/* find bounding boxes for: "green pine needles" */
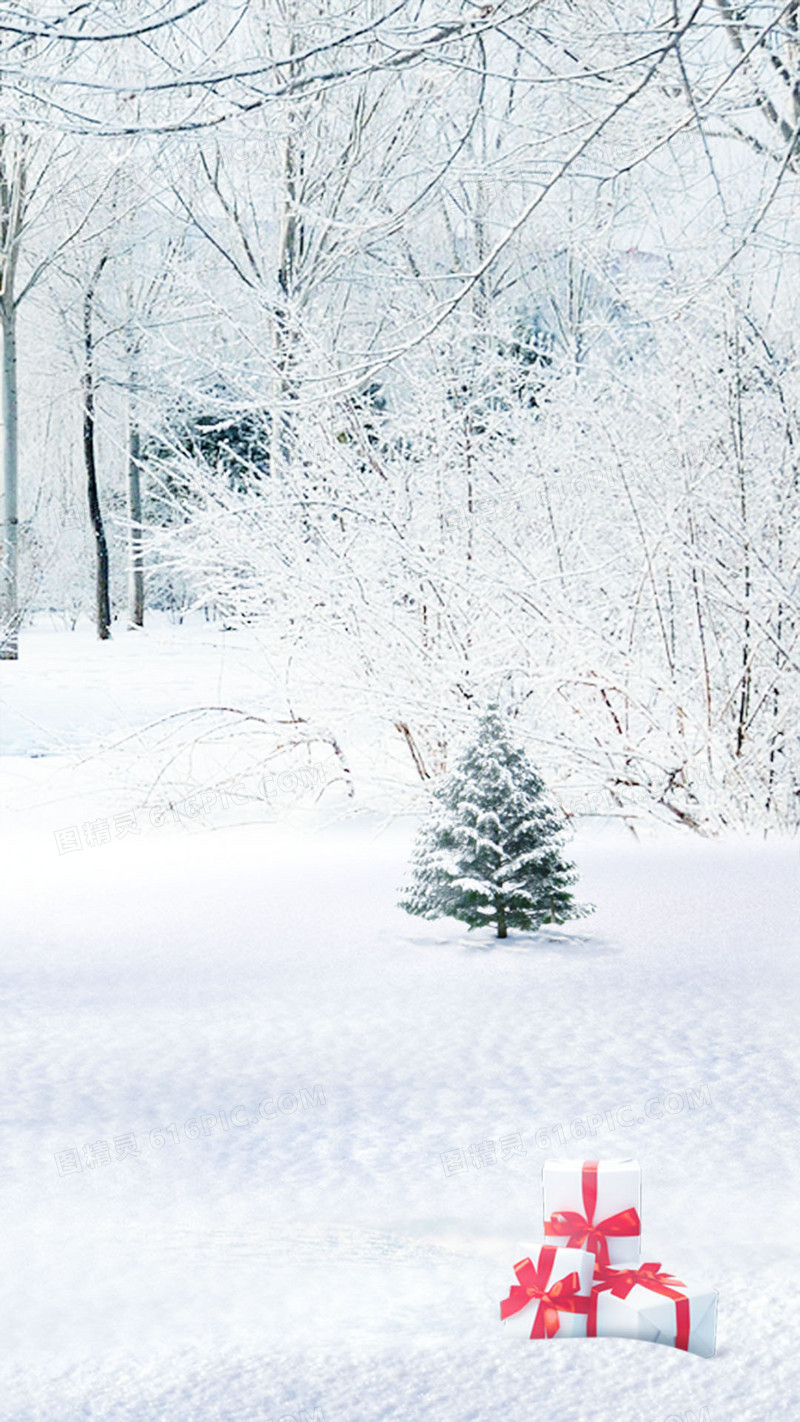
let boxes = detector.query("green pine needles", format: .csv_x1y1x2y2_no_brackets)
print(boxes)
399,707,592,939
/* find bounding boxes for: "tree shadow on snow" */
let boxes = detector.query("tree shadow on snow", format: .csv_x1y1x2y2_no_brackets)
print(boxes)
403,929,619,957
459,930,620,957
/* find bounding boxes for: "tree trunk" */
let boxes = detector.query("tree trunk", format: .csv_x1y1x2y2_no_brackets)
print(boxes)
271,35,304,483
731,331,751,756
496,901,508,939
0,125,24,661
0,299,19,658
127,408,144,628
83,270,111,639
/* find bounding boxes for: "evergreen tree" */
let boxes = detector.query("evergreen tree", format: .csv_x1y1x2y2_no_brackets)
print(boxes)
400,708,591,939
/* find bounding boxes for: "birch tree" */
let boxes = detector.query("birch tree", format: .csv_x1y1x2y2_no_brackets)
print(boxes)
0,124,25,658
0,123,99,657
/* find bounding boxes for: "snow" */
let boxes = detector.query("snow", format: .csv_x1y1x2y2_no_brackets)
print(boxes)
1,619,798,1420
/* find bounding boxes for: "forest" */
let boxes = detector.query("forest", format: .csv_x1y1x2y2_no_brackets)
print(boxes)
1,1,798,835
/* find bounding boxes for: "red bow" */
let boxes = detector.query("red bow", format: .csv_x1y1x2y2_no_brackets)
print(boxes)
588,1261,690,1350
596,1261,685,1300
544,1160,640,1273
500,1246,588,1339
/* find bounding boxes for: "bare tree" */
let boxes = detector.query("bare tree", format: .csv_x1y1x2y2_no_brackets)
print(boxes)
82,252,111,638
0,124,25,658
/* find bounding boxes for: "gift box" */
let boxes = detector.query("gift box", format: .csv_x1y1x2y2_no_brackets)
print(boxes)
500,1245,594,1339
587,1261,718,1358
543,1158,641,1273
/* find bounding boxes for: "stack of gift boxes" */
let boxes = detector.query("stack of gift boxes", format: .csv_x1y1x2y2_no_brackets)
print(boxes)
500,1158,718,1357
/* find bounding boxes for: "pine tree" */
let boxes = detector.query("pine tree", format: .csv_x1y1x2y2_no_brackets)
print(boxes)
400,707,591,939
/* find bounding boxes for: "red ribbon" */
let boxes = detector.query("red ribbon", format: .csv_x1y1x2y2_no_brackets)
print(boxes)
500,1246,589,1339
587,1261,691,1350
544,1160,641,1273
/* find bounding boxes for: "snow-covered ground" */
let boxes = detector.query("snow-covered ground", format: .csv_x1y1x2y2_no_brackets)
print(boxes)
1,618,798,1420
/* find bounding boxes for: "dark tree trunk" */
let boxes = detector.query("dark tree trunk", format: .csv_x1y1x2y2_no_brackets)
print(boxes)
128,416,144,628
83,260,111,640
0,299,19,658
496,901,508,939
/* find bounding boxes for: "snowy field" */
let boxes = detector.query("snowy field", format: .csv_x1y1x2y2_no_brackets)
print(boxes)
1,619,798,1421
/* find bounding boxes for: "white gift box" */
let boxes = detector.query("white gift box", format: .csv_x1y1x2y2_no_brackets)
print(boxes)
500,1245,594,1340
585,1271,660,1344
571,1261,717,1355
641,1282,718,1358
542,1158,641,1271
